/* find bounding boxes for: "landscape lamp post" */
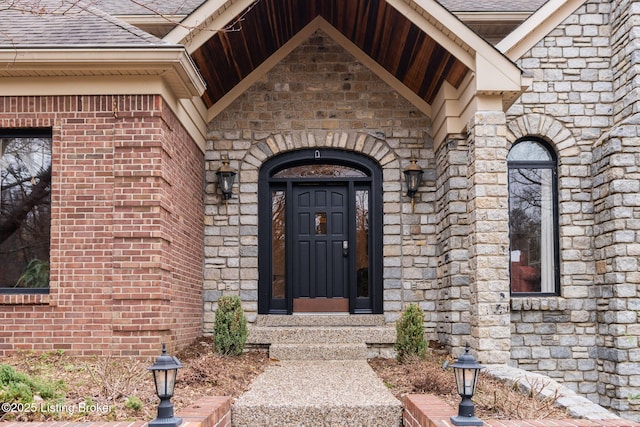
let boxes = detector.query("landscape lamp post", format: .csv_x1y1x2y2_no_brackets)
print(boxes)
148,343,183,427
450,343,484,426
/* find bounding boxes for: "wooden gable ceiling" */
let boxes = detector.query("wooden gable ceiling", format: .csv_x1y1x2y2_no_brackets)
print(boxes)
191,0,470,108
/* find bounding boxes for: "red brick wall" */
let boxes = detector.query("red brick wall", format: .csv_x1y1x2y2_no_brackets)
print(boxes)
0,95,204,357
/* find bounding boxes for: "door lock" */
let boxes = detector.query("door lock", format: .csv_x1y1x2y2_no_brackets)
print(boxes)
343,240,349,257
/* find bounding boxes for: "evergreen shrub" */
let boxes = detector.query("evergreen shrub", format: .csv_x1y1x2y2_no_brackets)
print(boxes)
394,303,428,363
213,295,248,356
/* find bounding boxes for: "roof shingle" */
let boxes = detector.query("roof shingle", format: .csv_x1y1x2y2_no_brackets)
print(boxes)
0,0,168,47
89,0,206,16
437,0,547,12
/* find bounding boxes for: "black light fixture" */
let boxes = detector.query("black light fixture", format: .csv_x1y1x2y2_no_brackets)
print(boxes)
403,159,423,212
216,157,237,201
148,343,183,427
450,343,484,426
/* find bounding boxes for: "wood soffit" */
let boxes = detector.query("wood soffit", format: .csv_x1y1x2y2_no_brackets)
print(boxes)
189,0,471,109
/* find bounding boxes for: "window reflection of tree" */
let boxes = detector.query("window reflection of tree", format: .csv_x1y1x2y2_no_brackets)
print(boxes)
271,191,286,298
509,168,542,247
274,164,366,178
509,168,542,291
355,190,369,298
0,136,51,288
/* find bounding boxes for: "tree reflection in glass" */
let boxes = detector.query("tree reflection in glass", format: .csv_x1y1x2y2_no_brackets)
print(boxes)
508,140,556,294
271,190,286,299
356,190,369,298
0,133,52,289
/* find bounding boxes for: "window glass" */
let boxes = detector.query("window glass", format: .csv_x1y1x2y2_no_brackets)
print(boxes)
507,140,553,162
0,130,52,291
355,190,369,298
273,164,367,178
508,140,557,295
271,190,286,299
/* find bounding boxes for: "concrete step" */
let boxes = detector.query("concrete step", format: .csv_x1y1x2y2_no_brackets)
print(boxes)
231,360,403,427
247,325,396,346
269,343,368,360
255,314,387,327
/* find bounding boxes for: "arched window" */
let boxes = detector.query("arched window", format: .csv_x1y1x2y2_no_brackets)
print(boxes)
507,139,559,295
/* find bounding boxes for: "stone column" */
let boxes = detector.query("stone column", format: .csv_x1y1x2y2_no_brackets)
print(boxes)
591,1,640,421
435,134,471,349
465,111,511,364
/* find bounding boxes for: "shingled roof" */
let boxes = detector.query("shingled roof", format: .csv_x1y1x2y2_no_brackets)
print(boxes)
89,0,206,16
0,0,168,47
90,0,547,16
438,0,547,12
0,0,551,48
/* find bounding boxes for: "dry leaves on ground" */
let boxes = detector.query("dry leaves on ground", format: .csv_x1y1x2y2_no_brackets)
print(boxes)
1,338,566,422
369,352,568,420
0,338,269,422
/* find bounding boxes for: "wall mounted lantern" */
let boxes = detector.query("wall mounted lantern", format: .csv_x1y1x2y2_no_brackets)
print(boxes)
148,343,183,427
403,159,423,212
450,343,484,426
216,158,237,201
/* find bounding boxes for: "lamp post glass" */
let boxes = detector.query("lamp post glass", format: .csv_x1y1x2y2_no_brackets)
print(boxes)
450,344,484,426
148,343,183,427
153,368,178,398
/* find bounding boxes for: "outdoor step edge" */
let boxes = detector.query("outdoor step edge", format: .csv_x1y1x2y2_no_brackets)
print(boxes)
268,343,369,360
231,405,403,427
255,314,387,327
246,326,396,344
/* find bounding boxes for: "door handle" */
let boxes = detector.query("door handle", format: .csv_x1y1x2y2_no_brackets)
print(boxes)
343,240,349,257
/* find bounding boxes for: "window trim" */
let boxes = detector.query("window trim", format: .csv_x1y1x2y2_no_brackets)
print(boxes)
0,128,52,295
508,138,560,297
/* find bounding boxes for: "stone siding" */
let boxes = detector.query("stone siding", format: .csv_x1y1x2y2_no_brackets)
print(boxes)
507,0,640,420
203,30,443,332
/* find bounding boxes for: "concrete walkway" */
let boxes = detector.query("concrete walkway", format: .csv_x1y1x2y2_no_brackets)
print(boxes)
231,360,403,427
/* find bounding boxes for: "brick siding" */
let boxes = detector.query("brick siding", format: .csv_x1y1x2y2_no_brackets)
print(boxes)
0,95,204,357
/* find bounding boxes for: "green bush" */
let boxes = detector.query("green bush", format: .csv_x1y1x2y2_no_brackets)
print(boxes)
125,396,143,411
213,295,248,356
394,303,428,363
0,364,64,404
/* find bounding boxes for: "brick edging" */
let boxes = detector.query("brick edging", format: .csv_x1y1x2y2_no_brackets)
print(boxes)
3,395,639,427
0,397,232,427
403,395,640,427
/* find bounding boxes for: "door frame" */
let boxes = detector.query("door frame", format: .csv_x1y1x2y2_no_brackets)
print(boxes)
258,149,383,314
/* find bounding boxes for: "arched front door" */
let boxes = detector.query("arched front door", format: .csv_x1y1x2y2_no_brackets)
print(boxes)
258,149,383,314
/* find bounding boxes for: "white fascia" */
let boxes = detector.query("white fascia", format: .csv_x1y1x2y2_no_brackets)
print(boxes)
391,0,529,147
497,0,587,60
0,47,206,98
164,0,256,53
0,47,208,150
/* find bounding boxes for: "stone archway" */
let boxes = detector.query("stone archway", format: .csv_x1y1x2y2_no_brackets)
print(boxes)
239,131,400,315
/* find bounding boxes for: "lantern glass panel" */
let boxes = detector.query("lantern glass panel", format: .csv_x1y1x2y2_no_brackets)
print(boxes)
407,173,420,192
220,173,233,193
153,369,178,398
454,367,479,397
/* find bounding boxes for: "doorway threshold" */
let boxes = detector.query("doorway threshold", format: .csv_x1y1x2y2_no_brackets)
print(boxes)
293,312,349,316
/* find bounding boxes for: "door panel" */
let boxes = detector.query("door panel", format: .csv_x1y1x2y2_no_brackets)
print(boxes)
292,185,349,309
